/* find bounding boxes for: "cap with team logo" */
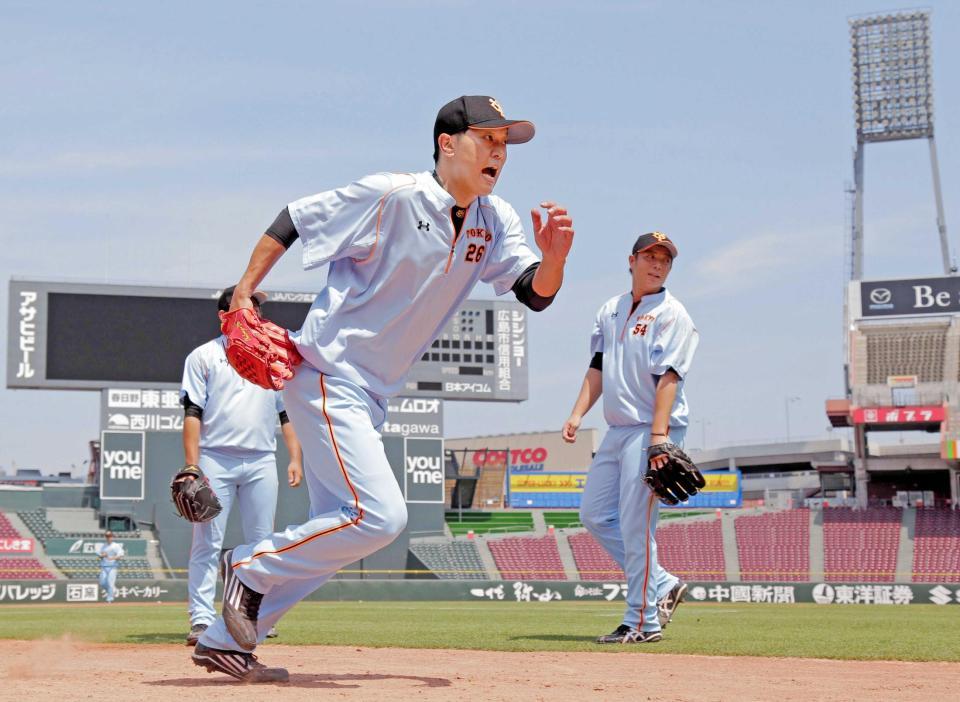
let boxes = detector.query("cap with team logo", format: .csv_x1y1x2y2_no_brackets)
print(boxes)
218,285,268,312
632,231,679,259
433,95,535,159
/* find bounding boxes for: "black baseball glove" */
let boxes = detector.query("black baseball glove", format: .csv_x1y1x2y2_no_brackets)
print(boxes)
170,464,222,523
644,443,706,505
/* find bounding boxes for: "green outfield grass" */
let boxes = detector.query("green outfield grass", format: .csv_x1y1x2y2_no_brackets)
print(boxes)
1,601,958,662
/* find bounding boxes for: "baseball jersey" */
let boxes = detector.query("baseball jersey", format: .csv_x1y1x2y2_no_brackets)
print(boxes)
591,289,698,427
180,337,285,453
287,170,539,397
96,541,125,568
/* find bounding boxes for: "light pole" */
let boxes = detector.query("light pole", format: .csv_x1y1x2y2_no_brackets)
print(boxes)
785,396,801,441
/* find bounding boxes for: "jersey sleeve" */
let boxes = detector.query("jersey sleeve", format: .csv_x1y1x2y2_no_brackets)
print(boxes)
288,173,394,270
274,390,285,415
179,347,208,410
649,310,699,379
590,307,605,354
480,200,540,296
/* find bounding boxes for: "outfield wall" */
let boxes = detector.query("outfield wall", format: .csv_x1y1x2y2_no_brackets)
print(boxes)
1,579,958,606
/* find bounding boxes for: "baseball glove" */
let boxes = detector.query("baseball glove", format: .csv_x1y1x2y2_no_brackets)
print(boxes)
170,464,222,523
219,307,302,390
644,443,706,505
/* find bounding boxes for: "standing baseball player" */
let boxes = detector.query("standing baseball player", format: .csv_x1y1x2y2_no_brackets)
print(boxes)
179,286,303,646
190,95,574,682
562,232,698,643
95,530,124,603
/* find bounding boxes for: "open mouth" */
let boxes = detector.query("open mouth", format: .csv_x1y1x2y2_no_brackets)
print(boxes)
481,166,498,183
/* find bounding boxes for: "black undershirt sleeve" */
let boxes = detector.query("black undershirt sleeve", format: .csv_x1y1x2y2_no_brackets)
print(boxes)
181,393,203,420
279,411,290,426
511,262,556,312
265,207,299,249
589,352,603,371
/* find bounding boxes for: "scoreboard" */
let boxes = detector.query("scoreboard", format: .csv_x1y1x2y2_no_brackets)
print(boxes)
7,279,528,401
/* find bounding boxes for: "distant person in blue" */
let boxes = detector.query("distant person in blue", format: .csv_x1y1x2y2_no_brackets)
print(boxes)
96,531,125,603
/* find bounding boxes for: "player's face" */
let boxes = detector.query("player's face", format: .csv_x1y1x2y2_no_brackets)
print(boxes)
450,127,508,196
629,245,673,294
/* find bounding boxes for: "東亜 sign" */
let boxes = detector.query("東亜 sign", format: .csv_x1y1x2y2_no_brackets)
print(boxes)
860,277,960,317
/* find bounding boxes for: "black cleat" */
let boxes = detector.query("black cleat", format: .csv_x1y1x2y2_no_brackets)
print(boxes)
657,580,688,629
596,624,662,644
185,622,208,646
220,549,263,652
265,626,278,639
191,643,288,682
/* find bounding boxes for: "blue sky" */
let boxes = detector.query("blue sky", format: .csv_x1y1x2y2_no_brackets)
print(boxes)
2,1,958,473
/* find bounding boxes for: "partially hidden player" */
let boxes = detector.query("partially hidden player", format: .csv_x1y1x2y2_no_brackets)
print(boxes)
190,95,574,682
178,286,303,647
562,232,698,643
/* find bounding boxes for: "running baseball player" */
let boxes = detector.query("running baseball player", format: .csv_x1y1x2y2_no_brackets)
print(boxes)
95,530,124,603
190,95,574,682
179,286,302,646
562,232,698,643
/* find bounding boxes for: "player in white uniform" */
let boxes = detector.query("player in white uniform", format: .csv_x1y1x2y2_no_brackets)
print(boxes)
180,286,302,646
190,95,574,682
563,232,698,643
96,530,125,603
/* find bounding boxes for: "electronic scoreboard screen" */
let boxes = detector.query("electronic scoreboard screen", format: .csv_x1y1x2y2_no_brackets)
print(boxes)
8,280,528,401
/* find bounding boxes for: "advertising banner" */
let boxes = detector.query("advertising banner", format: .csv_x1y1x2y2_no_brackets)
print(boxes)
860,276,960,317
2,580,959,606
851,406,944,425
662,470,742,509
99,431,146,500
42,537,147,557
0,538,33,553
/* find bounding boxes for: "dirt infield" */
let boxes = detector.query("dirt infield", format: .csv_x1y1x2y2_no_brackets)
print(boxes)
0,639,957,702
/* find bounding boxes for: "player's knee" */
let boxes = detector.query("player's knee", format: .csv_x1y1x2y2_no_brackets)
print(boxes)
579,506,609,534
373,498,407,539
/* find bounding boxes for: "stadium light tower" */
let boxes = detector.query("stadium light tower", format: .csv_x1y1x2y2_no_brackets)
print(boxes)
849,9,953,278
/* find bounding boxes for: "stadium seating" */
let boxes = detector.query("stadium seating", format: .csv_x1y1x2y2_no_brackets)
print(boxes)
735,509,809,582
446,511,535,536
862,324,948,383
488,535,566,580
409,541,487,579
17,508,140,542
823,507,900,582
658,520,727,581
0,511,22,538
568,532,623,580
52,557,155,580
0,557,55,580
912,508,960,583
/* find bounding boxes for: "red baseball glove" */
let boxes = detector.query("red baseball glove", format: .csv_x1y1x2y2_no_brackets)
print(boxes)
219,307,302,390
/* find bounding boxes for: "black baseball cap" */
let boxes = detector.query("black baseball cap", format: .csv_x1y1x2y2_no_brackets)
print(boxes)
632,232,679,258
433,95,535,160
217,285,267,312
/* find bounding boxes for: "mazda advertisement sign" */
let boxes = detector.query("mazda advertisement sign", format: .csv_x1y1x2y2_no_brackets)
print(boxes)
860,277,960,317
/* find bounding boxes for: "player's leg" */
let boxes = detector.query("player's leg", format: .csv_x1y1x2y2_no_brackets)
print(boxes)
579,429,627,569
236,451,281,639
98,567,109,601
107,566,118,601
188,451,237,627
199,368,407,651
237,451,279,544
617,428,662,633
